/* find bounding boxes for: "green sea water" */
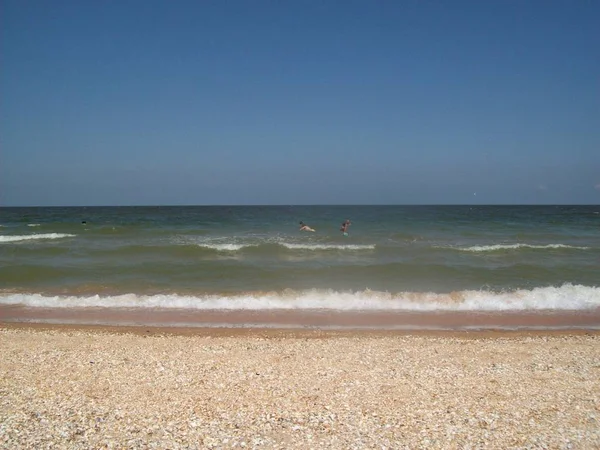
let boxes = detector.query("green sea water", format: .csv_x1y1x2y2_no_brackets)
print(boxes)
1,205,599,311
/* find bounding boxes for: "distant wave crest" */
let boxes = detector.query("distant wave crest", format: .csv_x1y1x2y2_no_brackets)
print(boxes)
1,284,598,311
454,243,590,252
0,233,75,243
196,243,253,251
281,243,375,251
195,242,375,252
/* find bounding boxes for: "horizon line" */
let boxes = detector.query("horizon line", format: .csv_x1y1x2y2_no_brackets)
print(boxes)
2,203,599,208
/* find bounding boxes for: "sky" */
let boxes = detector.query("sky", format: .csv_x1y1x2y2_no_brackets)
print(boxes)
1,0,599,206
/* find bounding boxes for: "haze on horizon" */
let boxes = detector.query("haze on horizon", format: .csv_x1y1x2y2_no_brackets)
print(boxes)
1,1,599,206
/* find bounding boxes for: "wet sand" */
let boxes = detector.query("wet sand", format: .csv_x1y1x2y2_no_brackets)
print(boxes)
2,305,600,331
1,323,599,449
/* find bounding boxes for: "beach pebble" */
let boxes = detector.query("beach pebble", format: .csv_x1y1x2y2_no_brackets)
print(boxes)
1,328,599,449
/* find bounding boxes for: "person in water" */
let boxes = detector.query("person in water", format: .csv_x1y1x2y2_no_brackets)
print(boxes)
299,221,316,232
340,219,351,235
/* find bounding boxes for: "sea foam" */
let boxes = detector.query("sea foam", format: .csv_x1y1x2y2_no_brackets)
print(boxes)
455,243,590,252
0,233,75,243
281,243,375,250
1,284,598,311
196,243,253,251
195,242,375,251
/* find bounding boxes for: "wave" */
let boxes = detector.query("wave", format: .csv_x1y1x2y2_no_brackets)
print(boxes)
1,284,598,311
0,233,75,243
451,243,591,252
196,243,253,251
195,242,376,252
27,224,41,227
281,243,375,251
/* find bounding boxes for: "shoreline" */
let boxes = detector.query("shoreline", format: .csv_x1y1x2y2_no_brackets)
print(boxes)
2,320,600,339
2,305,600,332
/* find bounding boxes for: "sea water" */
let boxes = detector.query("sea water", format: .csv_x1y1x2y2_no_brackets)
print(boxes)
1,205,599,327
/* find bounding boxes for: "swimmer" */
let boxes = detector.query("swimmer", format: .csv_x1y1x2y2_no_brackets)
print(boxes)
340,219,351,235
299,221,316,232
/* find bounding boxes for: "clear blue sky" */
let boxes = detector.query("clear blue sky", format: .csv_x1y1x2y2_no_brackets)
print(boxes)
1,0,598,206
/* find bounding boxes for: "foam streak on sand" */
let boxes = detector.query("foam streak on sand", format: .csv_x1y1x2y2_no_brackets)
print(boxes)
0,326,598,449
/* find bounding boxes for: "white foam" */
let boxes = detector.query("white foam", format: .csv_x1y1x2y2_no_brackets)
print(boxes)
195,242,375,251
27,224,41,227
0,233,75,243
282,243,376,250
1,284,598,311
454,243,590,252
197,243,255,251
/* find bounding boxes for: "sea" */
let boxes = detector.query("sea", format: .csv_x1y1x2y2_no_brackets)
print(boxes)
1,205,599,330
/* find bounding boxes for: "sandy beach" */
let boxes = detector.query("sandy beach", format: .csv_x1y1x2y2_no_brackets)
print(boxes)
1,325,599,449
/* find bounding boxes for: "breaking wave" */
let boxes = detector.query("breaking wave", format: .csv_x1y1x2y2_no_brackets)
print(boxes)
453,243,590,252
281,243,375,251
195,242,375,252
196,243,252,251
0,233,75,243
1,284,598,311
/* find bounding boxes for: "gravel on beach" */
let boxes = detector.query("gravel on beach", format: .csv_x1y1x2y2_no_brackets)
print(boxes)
1,326,599,449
